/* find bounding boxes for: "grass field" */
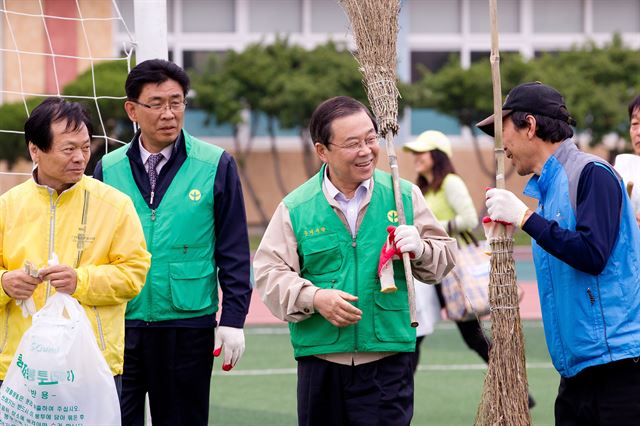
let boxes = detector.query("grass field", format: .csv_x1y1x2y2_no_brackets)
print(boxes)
209,320,558,425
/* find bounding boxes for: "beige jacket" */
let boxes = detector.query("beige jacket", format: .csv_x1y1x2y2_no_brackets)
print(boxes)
254,177,456,365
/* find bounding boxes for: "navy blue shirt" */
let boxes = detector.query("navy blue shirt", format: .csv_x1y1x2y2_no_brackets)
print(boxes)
94,131,252,329
522,163,622,276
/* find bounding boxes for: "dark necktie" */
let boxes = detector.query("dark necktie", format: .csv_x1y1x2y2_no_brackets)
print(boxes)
147,153,164,205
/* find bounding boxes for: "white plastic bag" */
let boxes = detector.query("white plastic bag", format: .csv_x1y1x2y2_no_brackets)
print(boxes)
0,293,120,425
415,281,441,338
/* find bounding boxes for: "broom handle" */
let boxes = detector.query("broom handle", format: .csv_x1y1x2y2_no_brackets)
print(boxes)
489,0,505,190
384,131,418,327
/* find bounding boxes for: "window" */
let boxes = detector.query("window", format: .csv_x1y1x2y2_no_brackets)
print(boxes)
533,0,582,33
409,0,461,34
469,0,519,33
248,0,302,33
182,0,234,33
534,50,560,59
183,50,226,73
310,0,350,33
593,0,640,33
470,51,490,64
470,51,519,65
411,51,460,82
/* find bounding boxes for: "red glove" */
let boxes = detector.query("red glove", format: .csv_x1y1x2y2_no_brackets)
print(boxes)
481,216,515,254
378,226,400,293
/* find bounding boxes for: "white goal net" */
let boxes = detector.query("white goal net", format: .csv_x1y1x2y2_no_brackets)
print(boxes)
0,0,136,191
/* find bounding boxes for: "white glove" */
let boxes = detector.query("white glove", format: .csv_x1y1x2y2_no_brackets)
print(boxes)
485,188,529,227
213,326,245,371
393,225,425,259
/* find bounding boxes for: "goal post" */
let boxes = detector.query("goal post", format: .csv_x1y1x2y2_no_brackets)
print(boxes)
133,0,168,63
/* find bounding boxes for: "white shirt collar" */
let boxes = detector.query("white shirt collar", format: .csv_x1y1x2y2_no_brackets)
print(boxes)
322,165,371,201
139,137,174,165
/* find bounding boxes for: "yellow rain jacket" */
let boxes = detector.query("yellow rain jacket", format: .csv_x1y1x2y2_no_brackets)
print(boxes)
0,175,151,379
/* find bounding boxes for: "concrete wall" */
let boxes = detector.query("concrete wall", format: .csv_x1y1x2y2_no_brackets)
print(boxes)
3,1,46,101
2,0,113,102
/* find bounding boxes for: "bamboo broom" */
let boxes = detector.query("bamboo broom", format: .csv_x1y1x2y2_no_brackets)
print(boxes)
338,0,418,327
475,1,531,424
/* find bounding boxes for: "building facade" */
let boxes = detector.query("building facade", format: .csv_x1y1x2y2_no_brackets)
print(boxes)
0,0,634,223
115,0,640,80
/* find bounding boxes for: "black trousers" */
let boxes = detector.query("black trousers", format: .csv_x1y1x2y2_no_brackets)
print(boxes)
120,326,215,426
297,352,414,426
555,357,640,426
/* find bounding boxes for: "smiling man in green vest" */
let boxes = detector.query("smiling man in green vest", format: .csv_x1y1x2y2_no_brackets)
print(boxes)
254,96,456,426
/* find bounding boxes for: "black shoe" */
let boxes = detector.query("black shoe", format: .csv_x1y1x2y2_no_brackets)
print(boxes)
528,393,536,409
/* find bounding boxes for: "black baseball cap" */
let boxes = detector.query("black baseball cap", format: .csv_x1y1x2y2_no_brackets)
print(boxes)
476,81,576,136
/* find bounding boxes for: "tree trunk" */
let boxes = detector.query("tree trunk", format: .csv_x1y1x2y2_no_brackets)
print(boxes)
268,117,290,197
300,127,319,178
232,126,269,228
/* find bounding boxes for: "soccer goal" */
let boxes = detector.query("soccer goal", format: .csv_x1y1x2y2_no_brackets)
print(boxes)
0,0,167,191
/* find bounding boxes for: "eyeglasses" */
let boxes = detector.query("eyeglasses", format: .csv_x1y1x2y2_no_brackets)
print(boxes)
329,137,379,153
129,99,187,113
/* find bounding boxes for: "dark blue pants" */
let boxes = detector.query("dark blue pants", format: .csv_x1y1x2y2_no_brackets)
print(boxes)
121,326,215,426
297,352,414,426
555,357,640,426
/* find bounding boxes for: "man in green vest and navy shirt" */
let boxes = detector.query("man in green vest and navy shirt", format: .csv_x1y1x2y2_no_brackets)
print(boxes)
94,59,252,426
254,96,456,426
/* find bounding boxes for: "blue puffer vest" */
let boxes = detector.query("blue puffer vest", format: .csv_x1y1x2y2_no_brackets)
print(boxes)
523,140,640,377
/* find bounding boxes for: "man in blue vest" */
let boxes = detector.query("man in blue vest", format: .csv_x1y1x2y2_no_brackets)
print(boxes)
478,82,640,426
254,96,456,426
94,59,252,426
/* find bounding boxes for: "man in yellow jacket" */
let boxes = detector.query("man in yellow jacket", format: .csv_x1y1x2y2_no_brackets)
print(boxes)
0,97,151,397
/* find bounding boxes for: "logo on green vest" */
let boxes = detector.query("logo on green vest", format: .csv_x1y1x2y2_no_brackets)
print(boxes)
189,189,201,202
387,210,399,223
303,226,326,237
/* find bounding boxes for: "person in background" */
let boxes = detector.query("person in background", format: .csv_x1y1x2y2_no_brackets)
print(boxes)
403,130,535,407
402,132,481,361
480,81,640,425
613,94,640,226
254,96,456,426
0,97,150,395
94,59,252,426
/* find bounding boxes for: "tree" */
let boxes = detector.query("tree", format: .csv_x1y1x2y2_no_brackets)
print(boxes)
0,61,131,171
191,39,371,226
191,52,267,225
271,41,368,177
524,35,640,157
62,59,133,173
0,98,42,169
409,35,640,166
408,53,529,179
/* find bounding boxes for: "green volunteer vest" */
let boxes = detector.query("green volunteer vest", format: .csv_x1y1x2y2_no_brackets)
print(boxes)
285,167,416,357
101,131,223,321
424,174,456,222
